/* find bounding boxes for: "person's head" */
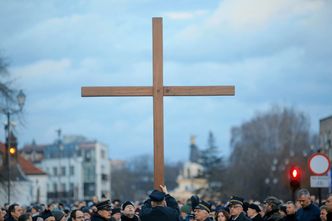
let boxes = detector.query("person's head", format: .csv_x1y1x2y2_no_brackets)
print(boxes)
247,204,260,218
8,204,23,220
228,196,244,217
80,207,91,221
0,208,7,221
297,188,311,208
320,205,328,221
18,214,32,221
285,201,296,215
325,193,332,212
91,196,98,204
112,199,121,208
121,201,135,218
194,201,211,221
70,210,84,221
41,210,55,221
263,196,281,213
31,205,42,215
180,204,191,218
47,204,56,211
279,205,287,217
95,200,111,219
51,210,65,221
111,208,121,221
215,210,230,221
149,190,166,207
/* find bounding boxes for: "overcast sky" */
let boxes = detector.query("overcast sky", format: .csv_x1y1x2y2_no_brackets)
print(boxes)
0,0,331,162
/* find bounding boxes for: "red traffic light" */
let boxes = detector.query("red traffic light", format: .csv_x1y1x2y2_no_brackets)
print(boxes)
289,166,301,190
291,168,299,179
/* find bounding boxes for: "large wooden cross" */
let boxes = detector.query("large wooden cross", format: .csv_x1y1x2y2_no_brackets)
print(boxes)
81,17,235,189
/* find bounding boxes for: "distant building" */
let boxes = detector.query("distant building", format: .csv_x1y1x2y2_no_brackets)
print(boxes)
20,140,46,164
171,136,208,200
21,135,111,202
0,143,47,205
110,159,126,170
189,135,200,163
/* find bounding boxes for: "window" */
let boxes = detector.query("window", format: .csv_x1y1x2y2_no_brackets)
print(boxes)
70,166,74,175
101,149,105,159
70,183,74,191
53,167,58,176
61,183,66,192
85,151,91,161
61,166,66,176
101,174,108,181
53,183,57,192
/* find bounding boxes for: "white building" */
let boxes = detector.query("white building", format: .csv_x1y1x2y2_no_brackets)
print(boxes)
171,161,207,200
22,135,111,202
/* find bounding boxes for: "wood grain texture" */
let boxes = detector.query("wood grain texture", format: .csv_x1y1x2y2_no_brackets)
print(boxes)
153,17,164,188
81,87,153,97
164,86,235,96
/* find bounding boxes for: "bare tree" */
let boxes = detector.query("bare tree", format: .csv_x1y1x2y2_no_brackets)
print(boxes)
223,106,313,201
0,55,15,109
111,154,181,201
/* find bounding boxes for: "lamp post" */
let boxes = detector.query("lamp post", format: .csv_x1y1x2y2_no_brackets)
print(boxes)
2,90,26,204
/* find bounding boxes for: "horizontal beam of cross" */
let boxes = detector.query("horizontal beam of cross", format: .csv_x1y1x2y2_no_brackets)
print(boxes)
81,86,235,97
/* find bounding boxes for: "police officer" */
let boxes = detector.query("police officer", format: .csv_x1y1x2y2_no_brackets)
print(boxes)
194,200,213,221
91,200,112,221
140,185,179,221
228,196,250,221
247,204,263,221
262,196,283,221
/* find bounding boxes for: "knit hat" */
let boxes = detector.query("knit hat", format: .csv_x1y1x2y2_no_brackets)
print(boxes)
51,210,65,221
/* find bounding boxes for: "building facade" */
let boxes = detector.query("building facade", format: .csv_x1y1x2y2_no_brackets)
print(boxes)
21,135,111,202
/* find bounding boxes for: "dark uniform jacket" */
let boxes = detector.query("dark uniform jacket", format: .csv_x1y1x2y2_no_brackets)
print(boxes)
282,214,297,221
121,214,140,221
295,203,320,221
327,212,332,221
263,209,283,221
231,212,251,221
251,214,264,221
5,215,17,221
91,213,110,221
140,194,179,221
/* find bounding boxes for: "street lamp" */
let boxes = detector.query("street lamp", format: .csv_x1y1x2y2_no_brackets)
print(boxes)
1,89,26,204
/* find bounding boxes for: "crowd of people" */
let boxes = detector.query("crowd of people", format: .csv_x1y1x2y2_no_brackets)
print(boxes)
1,186,332,221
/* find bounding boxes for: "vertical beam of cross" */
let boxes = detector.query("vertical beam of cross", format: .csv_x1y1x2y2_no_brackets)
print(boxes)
152,18,164,188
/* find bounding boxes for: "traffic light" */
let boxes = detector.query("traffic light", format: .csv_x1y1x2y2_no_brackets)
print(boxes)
6,131,18,160
9,146,17,157
289,166,301,190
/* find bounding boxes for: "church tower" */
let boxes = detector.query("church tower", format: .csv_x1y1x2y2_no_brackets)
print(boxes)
189,135,200,163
